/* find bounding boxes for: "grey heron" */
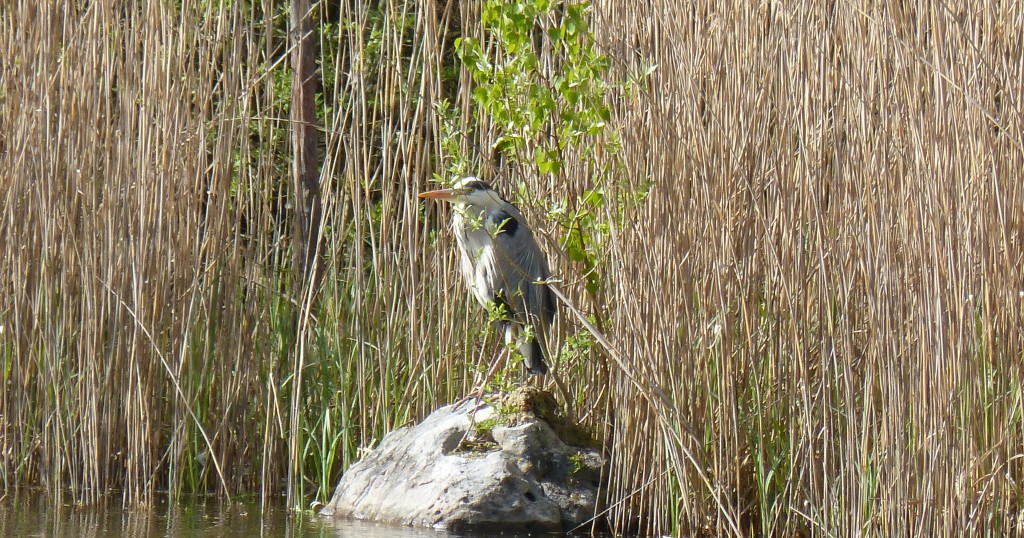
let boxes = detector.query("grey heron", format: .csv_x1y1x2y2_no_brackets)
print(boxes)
419,177,557,376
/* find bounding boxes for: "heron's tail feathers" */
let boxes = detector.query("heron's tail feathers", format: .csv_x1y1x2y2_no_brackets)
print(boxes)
522,338,549,376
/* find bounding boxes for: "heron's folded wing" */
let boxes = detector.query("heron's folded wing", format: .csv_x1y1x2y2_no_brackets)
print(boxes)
487,207,557,327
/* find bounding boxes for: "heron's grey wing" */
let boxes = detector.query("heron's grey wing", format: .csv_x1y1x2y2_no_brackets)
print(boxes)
486,207,556,327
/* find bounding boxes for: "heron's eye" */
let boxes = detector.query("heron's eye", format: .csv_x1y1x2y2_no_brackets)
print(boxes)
453,187,474,196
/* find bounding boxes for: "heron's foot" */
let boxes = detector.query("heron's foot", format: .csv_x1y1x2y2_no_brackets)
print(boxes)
453,385,497,450
452,390,489,409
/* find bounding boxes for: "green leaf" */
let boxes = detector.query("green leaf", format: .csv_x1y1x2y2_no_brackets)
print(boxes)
567,243,587,263
547,25,563,43
585,269,601,297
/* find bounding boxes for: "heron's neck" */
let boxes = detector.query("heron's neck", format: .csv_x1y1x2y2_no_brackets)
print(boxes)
452,203,487,228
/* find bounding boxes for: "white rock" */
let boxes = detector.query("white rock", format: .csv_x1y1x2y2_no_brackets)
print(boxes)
320,397,603,533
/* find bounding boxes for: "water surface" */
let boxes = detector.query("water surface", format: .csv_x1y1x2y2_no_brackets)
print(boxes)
0,495,513,538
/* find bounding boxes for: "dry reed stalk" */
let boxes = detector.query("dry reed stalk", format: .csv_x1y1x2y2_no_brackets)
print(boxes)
585,1,1024,535
0,0,465,507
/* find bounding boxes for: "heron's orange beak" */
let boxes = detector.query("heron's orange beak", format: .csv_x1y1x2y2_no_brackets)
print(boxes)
418,188,457,201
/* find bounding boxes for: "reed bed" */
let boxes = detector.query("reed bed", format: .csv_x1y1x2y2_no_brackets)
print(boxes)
591,1,1024,535
1,0,1022,536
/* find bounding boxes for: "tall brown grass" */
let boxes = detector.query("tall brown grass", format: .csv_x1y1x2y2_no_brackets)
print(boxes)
1,0,1021,536
589,1,1024,535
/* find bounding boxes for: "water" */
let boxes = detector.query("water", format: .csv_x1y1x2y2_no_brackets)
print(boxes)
0,495,520,538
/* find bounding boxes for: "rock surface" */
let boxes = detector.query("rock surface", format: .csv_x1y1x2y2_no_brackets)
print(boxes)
320,389,604,533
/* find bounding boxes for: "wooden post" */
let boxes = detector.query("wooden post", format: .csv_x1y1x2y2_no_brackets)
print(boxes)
287,0,321,510
290,0,323,293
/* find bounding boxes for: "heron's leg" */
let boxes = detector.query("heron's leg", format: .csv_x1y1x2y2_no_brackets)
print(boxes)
472,343,506,403
465,320,516,401
455,340,505,449
455,338,503,407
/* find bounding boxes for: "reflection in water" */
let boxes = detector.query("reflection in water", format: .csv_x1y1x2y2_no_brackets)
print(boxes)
0,495,326,538
0,495,543,538
321,518,462,538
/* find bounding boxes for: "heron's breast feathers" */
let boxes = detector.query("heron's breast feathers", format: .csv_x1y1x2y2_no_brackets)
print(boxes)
451,201,554,328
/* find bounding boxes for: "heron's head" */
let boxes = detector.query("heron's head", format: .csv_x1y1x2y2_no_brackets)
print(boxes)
417,176,505,210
